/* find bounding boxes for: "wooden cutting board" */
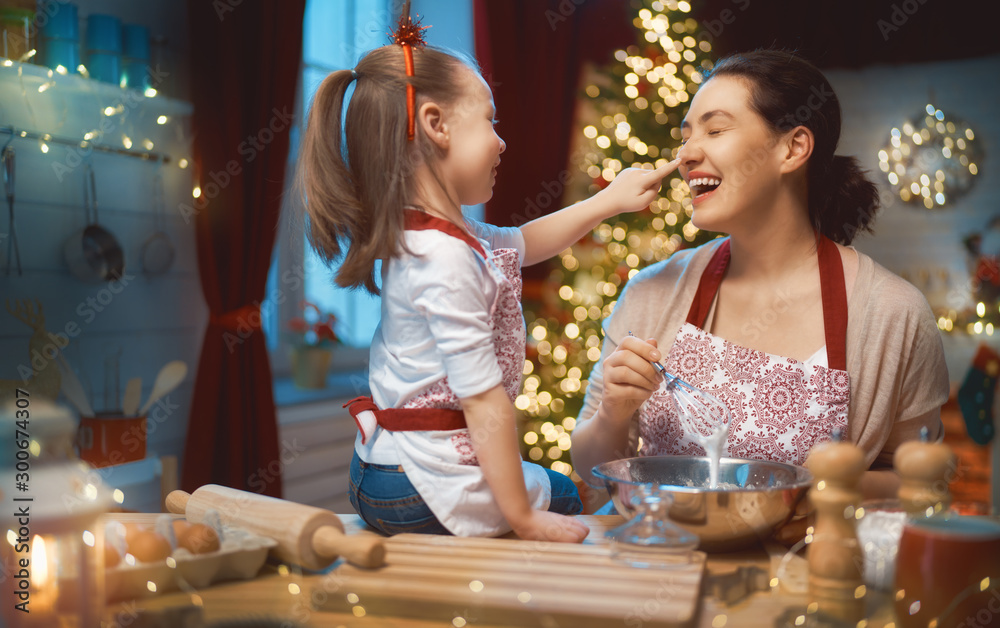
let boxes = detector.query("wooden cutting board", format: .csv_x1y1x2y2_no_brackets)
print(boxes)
314,517,706,627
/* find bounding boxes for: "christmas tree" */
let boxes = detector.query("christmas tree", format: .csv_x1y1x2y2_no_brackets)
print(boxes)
518,0,717,479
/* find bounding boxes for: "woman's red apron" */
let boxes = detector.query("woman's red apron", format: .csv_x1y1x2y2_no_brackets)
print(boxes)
637,236,851,465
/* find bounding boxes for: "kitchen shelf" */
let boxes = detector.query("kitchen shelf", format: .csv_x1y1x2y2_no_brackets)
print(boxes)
0,60,192,163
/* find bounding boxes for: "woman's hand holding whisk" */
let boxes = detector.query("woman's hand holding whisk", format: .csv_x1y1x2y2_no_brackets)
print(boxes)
596,334,664,428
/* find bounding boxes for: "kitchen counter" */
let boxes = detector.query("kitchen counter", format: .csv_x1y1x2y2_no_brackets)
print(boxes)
111,515,900,627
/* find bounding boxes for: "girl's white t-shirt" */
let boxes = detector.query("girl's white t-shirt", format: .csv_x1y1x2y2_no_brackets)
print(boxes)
355,218,552,536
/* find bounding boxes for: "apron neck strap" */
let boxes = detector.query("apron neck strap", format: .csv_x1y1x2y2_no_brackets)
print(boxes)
685,235,848,371
404,208,486,258
816,233,848,371
686,239,731,329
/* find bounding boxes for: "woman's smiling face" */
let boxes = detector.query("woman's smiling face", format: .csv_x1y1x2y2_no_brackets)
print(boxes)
678,76,786,233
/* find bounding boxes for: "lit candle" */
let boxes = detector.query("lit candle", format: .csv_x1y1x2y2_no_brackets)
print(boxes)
30,535,57,616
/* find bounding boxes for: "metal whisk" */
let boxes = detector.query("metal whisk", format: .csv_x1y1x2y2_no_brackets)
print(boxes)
651,361,732,440
626,331,732,439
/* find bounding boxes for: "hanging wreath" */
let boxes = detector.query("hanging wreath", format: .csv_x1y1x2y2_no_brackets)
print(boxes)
878,104,983,209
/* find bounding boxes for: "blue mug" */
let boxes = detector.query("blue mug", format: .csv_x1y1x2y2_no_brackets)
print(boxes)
43,37,79,72
122,24,149,61
39,1,79,41
85,14,121,53
87,51,119,84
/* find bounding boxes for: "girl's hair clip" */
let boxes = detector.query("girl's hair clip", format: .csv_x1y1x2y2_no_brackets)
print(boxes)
390,0,431,142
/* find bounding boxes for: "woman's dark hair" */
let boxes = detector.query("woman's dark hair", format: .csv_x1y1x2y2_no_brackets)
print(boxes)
708,50,879,245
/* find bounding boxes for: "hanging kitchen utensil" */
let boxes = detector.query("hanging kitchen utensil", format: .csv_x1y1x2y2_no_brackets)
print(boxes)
3,144,22,276
139,360,187,415
55,352,94,417
141,163,175,275
63,162,125,282
103,344,122,413
122,377,142,417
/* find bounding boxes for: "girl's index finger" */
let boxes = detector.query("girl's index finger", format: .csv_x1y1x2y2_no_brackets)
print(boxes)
650,157,682,179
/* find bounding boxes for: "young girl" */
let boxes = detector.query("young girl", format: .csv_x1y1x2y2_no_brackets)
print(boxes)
298,39,679,542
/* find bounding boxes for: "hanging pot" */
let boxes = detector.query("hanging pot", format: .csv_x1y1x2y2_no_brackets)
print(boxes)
140,165,175,275
63,162,125,282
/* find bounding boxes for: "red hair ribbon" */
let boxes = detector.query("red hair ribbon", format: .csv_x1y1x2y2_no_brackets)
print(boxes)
391,0,429,141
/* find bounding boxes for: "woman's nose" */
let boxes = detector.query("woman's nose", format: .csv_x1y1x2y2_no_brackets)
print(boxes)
677,138,700,166
498,136,506,154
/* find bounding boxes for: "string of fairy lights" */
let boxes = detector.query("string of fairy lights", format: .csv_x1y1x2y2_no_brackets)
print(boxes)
1,51,191,173
517,0,715,478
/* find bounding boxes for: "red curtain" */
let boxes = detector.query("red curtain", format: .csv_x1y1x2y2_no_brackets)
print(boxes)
474,0,633,234
181,0,306,497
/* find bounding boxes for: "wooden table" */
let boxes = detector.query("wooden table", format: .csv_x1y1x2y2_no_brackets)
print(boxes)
112,515,900,627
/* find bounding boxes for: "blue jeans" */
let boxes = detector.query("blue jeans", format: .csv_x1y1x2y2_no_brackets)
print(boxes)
348,450,583,535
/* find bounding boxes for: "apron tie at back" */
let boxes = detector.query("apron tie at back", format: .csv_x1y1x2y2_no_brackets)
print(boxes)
345,396,467,444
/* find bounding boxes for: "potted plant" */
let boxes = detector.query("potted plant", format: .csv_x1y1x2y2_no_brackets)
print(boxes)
286,301,340,389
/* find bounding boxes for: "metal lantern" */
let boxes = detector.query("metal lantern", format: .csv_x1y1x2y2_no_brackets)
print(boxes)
1,398,113,627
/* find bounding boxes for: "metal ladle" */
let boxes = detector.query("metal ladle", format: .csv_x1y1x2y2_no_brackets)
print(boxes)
64,162,126,282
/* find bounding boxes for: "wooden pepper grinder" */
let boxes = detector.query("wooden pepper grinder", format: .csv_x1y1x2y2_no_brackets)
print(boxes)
805,431,866,623
893,426,956,518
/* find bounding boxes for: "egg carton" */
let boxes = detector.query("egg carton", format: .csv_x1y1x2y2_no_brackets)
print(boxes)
102,514,278,601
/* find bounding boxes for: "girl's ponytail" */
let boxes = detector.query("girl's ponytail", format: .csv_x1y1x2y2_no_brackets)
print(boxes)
296,45,472,295
297,69,373,289
809,155,880,245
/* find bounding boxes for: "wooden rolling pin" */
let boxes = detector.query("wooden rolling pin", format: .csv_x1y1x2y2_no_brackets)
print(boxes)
165,484,385,570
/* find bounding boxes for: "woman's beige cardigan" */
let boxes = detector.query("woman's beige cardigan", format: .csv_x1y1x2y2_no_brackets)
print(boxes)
576,238,950,470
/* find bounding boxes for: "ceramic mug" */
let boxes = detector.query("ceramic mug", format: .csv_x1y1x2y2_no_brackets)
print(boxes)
894,515,1000,628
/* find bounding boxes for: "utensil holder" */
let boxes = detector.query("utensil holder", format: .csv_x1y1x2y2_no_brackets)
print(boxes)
78,412,147,468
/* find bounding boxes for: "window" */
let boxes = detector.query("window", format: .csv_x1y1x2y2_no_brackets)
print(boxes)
264,0,477,376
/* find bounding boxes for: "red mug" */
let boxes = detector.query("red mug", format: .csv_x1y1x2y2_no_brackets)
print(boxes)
894,515,1000,628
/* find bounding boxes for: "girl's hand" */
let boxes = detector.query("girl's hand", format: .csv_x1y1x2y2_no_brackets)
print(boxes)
599,158,681,216
598,335,663,427
512,510,590,543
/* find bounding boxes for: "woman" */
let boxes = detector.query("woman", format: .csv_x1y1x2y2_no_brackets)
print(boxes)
571,50,949,501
